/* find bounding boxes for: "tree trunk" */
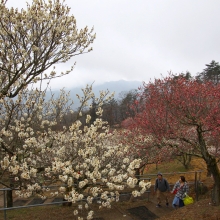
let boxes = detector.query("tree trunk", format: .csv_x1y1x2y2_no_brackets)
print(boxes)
7,177,14,207
207,166,212,177
207,158,220,206
177,153,192,170
197,126,220,205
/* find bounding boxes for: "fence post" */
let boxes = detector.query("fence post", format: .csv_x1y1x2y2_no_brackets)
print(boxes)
198,171,201,182
194,171,199,201
7,176,14,208
194,171,197,189
4,189,7,220
147,177,151,202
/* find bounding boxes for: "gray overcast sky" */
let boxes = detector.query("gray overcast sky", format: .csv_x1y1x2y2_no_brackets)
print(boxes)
6,0,220,89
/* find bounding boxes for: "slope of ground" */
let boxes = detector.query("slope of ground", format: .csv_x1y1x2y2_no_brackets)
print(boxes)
0,157,217,220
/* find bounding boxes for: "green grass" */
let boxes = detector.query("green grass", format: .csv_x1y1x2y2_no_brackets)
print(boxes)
142,158,199,185
144,159,188,175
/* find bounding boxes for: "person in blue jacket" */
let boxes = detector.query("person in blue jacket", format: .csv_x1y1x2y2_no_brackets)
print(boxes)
154,172,170,207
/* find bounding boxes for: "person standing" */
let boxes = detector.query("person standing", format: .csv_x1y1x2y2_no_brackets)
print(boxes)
154,172,170,207
171,176,189,208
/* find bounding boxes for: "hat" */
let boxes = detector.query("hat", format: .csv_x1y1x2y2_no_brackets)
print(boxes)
157,172,162,176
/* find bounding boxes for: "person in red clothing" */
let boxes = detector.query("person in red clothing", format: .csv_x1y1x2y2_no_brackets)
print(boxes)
154,172,170,207
171,176,189,208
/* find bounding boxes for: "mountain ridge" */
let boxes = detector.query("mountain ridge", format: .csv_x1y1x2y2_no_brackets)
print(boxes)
49,80,142,108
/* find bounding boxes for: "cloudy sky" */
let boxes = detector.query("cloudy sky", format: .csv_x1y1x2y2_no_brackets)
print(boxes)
6,0,220,90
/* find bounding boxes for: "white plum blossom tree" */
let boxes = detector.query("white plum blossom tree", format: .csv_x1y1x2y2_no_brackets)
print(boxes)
0,0,151,218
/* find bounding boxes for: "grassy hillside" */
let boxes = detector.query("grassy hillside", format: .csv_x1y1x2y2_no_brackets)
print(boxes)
143,157,208,185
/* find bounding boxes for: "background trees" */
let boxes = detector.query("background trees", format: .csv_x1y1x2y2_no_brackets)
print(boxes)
118,90,139,121
102,98,119,127
196,60,220,84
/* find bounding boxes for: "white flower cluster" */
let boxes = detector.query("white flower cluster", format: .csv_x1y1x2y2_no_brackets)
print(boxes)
139,180,152,194
0,156,10,170
79,179,89,188
127,177,138,188
87,210,94,220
